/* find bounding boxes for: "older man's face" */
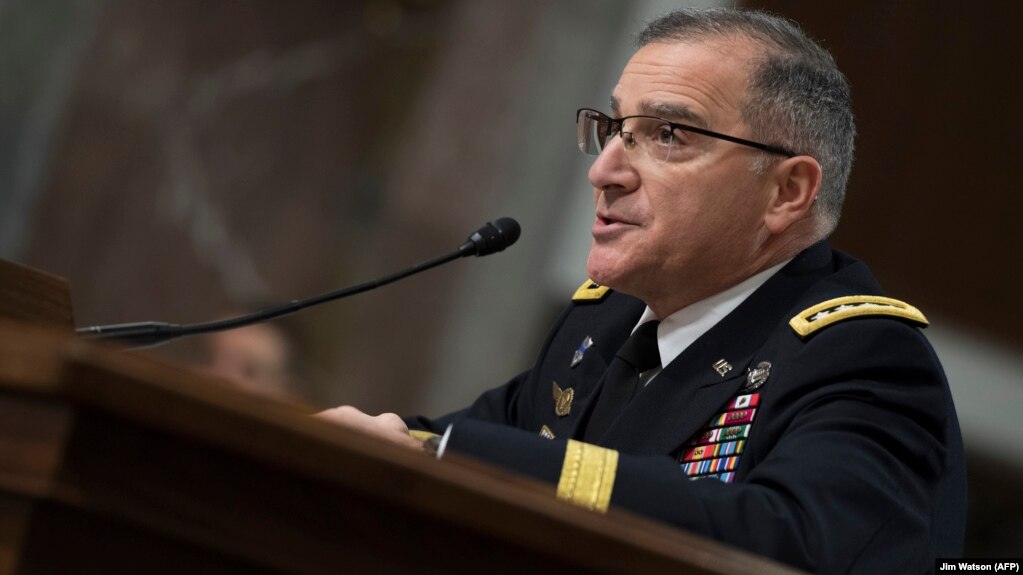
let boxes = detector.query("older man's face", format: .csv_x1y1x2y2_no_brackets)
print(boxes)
586,39,777,317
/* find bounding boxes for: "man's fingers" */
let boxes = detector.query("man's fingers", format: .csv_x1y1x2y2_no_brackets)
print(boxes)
315,405,364,422
377,412,408,430
315,407,421,451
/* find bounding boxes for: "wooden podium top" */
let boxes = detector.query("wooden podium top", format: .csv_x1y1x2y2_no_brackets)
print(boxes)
0,259,803,574
0,259,74,330
0,323,803,575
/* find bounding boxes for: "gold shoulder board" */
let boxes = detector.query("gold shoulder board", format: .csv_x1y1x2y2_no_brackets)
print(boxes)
789,295,928,337
572,279,611,302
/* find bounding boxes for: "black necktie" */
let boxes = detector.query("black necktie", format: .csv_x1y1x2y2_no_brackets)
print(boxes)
582,320,661,442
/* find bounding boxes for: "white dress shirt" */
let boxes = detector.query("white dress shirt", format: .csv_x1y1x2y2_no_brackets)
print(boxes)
633,259,791,385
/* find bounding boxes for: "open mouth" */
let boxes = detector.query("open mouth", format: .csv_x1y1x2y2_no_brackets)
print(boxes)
597,213,633,226
593,214,637,239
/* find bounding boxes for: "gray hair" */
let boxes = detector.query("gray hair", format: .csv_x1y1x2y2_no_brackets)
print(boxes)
638,8,855,237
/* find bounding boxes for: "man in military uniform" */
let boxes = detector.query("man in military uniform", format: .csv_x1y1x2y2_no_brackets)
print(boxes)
321,8,965,572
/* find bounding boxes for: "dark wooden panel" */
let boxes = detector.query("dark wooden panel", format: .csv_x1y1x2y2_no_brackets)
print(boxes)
0,324,805,575
746,1,1022,345
0,260,73,330
19,499,283,575
0,494,31,575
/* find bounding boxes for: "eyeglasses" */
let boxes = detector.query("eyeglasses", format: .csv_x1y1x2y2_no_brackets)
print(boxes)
576,108,797,163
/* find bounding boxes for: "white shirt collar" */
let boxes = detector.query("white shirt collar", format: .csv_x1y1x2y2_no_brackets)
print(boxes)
633,259,792,376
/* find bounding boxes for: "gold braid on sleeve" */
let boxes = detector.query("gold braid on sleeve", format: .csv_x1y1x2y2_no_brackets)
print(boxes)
556,440,619,513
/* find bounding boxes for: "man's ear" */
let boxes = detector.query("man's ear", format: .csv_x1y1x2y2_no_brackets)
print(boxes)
763,155,822,235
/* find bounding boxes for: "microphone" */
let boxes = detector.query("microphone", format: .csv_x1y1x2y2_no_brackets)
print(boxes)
459,216,520,256
77,217,521,348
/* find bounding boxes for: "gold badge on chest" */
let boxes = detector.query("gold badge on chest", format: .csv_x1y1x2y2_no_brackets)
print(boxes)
552,381,574,417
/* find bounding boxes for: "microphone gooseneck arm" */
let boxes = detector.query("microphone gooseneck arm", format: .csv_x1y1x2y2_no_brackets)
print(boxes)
76,217,521,348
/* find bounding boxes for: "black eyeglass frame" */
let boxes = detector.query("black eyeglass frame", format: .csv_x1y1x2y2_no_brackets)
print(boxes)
576,108,798,159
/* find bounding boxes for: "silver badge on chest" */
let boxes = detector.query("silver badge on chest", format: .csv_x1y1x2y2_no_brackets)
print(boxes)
712,359,733,376
571,336,594,368
741,361,772,392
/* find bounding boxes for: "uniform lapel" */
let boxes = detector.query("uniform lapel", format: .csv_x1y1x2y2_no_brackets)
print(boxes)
598,242,835,455
546,293,645,439
598,317,756,454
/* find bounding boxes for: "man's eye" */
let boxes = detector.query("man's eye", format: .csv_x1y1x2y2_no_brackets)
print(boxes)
654,125,676,146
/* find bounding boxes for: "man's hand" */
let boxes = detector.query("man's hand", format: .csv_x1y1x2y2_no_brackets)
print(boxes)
316,405,423,451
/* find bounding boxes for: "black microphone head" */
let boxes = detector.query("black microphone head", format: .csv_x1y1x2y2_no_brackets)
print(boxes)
460,217,521,257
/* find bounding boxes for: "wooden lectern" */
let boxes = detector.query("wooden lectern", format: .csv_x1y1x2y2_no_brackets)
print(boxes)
0,259,802,575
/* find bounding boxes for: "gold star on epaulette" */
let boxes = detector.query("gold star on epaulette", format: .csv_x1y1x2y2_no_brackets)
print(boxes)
572,279,611,302
789,295,928,337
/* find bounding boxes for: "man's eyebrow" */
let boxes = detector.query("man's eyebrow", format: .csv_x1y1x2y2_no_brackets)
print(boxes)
639,101,708,128
609,97,708,128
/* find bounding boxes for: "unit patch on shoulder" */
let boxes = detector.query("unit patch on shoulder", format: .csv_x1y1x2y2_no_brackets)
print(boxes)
789,295,928,337
572,279,611,302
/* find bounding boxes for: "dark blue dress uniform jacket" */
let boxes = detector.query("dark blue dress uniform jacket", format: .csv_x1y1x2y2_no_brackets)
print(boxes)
408,241,966,574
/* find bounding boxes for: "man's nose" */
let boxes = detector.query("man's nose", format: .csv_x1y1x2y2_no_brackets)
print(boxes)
588,136,640,194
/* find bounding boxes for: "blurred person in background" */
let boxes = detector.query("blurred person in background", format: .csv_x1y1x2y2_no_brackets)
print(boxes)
202,308,311,403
